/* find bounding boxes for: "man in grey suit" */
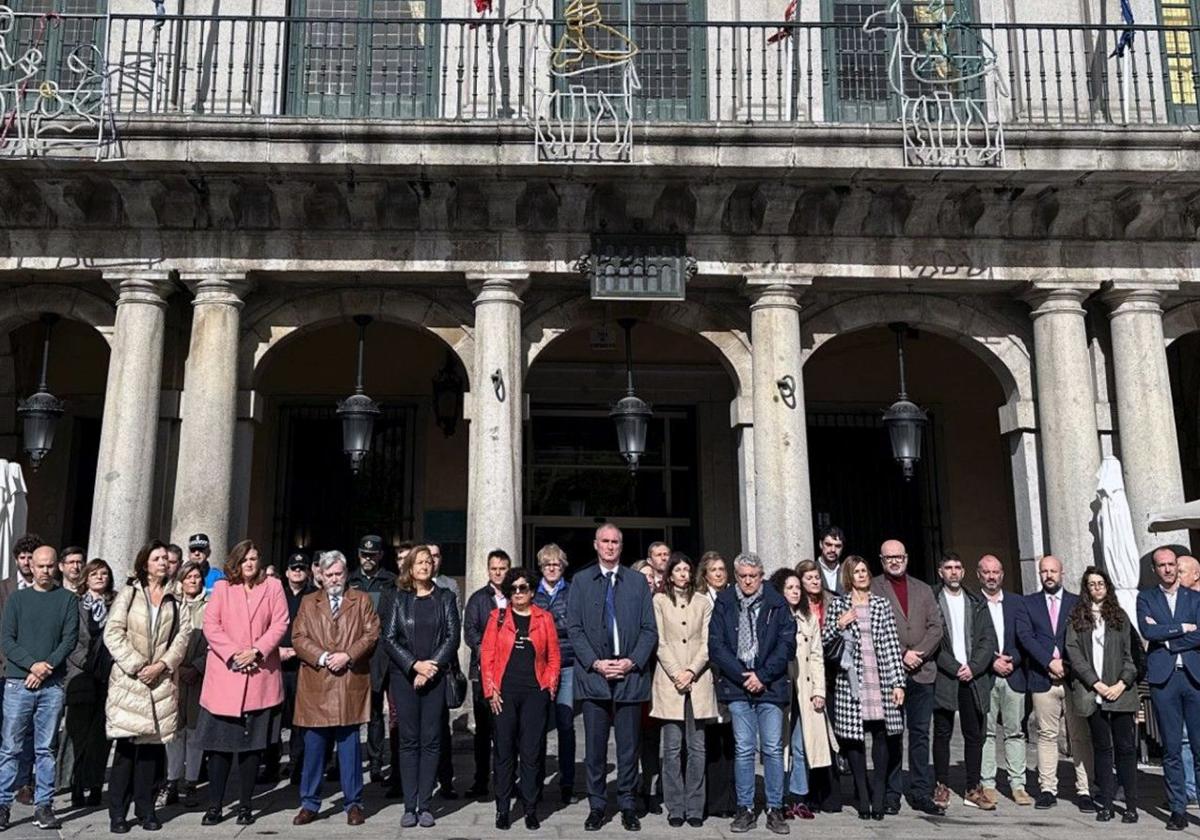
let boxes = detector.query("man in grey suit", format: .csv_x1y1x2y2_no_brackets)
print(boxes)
871,538,945,816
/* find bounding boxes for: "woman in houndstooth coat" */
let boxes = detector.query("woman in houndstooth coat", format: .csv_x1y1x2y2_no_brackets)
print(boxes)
821,556,906,820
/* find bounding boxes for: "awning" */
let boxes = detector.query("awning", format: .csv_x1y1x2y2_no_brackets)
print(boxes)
1148,499,1200,533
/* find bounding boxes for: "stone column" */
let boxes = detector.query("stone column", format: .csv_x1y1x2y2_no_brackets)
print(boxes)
228,390,262,546
464,274,525,594
1025,283,1102,585
749,282,813,573
89,273,173,580
999,397,1046,593
1104,286,1189,555
170,275,249,562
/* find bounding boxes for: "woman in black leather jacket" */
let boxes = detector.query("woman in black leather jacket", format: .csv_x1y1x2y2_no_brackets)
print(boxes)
381,545,461,828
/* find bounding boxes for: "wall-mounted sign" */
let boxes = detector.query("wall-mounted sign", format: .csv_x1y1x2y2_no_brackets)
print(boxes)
578,235,695,301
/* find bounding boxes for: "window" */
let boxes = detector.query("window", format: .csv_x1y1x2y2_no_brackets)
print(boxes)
1160,0,1200,122
0,0,106,97
286,0,439,117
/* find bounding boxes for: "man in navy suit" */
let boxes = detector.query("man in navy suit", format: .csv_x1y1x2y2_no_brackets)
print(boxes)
1136,546,1200,831
1014,555,1093,810
567,523,658,833
976,555,1031,806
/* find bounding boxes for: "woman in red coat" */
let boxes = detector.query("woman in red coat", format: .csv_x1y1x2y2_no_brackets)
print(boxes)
480,566,561,830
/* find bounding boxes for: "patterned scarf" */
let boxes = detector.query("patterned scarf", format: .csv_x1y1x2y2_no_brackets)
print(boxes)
735,585,763,668
81,591,110,628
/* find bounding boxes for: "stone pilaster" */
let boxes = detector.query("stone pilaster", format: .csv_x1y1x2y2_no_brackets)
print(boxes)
89,273,173,580
170,274,249,563
1104,285,1189,556
748,281,813,573
464,274,525,594
1025,283,1102,585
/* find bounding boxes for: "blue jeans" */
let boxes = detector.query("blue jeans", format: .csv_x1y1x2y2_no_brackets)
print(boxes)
0,677,34,791
0,678,64,807
729,701,785,811
788,710,808,796
300,726,362,813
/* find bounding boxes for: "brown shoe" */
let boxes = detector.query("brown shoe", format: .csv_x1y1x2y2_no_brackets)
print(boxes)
14,786,32,807
293,808,319,825
1012,789,1034,807
933,782,952,809
981,787,1000,806
346,806,365,826
964,787,997,810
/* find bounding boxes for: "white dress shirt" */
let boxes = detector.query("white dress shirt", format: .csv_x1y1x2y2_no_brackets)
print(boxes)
985,591,1005,654
944,590,968,664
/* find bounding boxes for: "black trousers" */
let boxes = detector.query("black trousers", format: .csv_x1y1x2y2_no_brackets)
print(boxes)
1088,710,1137,811
437,707,454,789
932,683,984,790
263,670,304,778
582,699,641,812
394,676,445,813
807,765,842,812
367,686,388,776
207,750,260,810
841,722,900,815
704,721,736,816
471,684,494,790
108,740,165,823
493,688,551,815
639,712,662,801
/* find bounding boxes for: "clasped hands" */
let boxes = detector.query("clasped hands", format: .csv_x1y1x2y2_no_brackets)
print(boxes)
1093,679,1127,703
413,659,439,689
594,658,634,680
23,661,53,690
231,648,261,673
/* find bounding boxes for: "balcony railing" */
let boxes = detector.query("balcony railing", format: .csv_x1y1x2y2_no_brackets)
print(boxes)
3,11,1200,133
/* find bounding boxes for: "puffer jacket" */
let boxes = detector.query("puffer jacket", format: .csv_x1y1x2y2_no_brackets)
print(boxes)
103,581,193,743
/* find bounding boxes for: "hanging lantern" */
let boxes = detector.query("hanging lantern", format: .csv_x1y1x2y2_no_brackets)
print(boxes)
431,353,464,437
610,318,653,473
882,322,927,481
336,315,380,474
17,314,65,472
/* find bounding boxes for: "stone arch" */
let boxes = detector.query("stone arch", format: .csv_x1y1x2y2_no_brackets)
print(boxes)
1163,300,1200,345
523,294,753,400
799,293,1035,404
238,287,475,390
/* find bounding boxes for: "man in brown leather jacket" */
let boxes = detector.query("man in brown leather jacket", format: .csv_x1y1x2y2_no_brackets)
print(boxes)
290,551,380,826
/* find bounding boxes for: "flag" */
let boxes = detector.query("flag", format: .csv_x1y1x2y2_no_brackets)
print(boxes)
1111,0,1135,58
767,0,797,44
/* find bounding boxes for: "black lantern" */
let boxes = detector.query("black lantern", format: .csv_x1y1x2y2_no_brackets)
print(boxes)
431,353,464,437
610,318,653,473
336,315,380,474
882,322,927,481
17,314,65,472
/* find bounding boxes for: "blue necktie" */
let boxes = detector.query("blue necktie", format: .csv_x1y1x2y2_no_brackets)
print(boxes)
604,572,618,656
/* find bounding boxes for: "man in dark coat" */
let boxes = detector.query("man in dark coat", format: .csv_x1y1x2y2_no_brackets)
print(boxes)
708,552,796,835
462,548,511,798
567,524,657,832
265,552,316,785
930,552,997,811
347,535,397,785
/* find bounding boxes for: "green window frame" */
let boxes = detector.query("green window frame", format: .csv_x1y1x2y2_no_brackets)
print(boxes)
285,0,441,118
0,0,107,99
1159,0,1200,123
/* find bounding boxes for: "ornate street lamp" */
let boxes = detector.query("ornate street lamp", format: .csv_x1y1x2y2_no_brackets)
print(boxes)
336,315,380,475
17,314,65,472
431,353,464,437
610,318,653,474
882,322,927,481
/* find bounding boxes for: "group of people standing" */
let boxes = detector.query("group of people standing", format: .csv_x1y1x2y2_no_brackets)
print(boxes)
0,523,1197,834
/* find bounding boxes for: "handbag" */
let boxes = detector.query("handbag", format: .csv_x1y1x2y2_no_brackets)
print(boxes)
445,660,468,709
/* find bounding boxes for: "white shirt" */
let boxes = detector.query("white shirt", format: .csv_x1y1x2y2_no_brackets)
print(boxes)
985,592,1005,653
492,587,508,610
1091,610,1106,703
16,576,31,590
819,562,839,592
602,566,621,657
1162,585,1183,667
944,589,968,664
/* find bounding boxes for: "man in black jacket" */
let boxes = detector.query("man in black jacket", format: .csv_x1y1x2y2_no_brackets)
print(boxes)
348,535,397,785
267,552,316,785
462,549,511,798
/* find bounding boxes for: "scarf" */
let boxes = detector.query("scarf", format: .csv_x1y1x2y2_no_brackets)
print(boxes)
81,591,110,628
735,585,763,668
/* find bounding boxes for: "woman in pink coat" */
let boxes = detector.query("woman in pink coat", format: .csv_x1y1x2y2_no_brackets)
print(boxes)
195,540,289,827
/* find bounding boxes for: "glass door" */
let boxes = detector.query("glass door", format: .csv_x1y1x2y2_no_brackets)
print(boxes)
1160,0,1200,123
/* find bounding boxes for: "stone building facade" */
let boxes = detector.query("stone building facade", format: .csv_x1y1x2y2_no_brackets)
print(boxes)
1,0,1198,591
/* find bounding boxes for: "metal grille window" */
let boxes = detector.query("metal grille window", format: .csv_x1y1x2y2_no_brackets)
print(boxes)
1161,0,1200,122
287,0,437,117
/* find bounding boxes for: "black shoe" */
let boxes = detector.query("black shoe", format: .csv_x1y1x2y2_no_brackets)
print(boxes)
584,810,605,831
1167,812,1188,831
1034,792,1057,809
384,786,403,799
201,807,222,826
369,771,385,784
731,808,757,832
87,790,103,807
437,784,459,801
235,807,255,826
687,817,704,827
1122,810,1139,824
110,820,130,834
884,801,901,816
668,817,685,827
621,810,641,831
71,792,85,809
141,816,163,831
495,813,511,830
560,787,577,805
524,814,540,830
34,806,62,830
1078,794,1096,813
766,808,790,835
871,809,884,821
467,783,489,799
911,797,945,816
1096,808,1113,822
0,806,9,832
858,809,871,821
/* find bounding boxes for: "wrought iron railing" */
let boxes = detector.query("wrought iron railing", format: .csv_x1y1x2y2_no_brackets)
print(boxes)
3,11,1200,135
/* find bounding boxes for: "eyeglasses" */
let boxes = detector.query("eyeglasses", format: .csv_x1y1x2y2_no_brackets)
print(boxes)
510,583,531,594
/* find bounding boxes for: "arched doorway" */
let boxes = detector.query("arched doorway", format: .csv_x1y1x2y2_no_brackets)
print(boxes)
803,326,1017,583
245,319,469,574
524,320,742,568
1168,329,1200,547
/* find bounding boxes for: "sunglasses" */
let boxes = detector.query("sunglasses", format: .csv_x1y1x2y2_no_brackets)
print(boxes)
510,583,531,594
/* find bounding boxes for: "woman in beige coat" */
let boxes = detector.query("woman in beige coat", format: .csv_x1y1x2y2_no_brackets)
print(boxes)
771,566,833,820
103,541,193,833
651,553,716,827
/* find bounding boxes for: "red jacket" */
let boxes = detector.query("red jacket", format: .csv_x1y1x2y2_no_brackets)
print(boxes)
480,604,561,698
